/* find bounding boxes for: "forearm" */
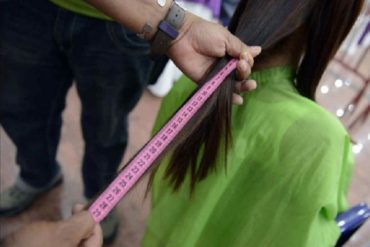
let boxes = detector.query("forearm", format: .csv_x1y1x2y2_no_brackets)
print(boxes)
85,0,258,84
85,0,183,40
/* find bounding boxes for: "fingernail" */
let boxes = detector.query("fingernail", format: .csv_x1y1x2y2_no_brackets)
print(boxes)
246,79,257,85
250,46,262,54
245,80,257,90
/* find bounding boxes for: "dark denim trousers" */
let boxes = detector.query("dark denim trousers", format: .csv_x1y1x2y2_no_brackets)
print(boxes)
0,0,153,198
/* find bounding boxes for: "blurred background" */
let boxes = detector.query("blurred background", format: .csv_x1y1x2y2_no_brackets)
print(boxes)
315,3,370,245
1,2,369,247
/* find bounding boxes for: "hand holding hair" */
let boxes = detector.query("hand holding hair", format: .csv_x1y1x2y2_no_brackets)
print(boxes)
168,12,261,83
167,12,261,104
85,0,261,104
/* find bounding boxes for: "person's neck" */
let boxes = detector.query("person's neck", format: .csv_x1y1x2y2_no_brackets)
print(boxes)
253,27,306,71
253,50,300,71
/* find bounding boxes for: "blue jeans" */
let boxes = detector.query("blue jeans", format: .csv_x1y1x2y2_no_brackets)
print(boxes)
0,0,153,198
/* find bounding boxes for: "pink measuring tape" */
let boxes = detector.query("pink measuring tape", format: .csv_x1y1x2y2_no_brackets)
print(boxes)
88,59,238,223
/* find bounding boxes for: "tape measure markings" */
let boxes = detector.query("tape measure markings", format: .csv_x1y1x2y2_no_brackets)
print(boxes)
89,59,237,223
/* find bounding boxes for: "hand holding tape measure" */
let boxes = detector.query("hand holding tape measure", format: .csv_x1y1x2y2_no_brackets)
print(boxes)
88,58,252,223
85,0,261,225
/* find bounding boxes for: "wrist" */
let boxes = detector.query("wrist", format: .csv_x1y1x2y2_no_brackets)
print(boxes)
170,11,197,46
150,1,187,56
141,0,173,41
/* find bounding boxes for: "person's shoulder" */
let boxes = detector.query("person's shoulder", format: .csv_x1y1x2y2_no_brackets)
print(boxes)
278,93,349,149
295,95,345,134
255,86,345,131
249,86,348,145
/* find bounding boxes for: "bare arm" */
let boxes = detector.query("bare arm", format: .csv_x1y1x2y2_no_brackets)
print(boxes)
85,0,172,40
85,0,261,105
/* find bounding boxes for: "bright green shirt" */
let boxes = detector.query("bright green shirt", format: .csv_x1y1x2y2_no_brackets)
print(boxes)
50,0,111,20
142,67,353,246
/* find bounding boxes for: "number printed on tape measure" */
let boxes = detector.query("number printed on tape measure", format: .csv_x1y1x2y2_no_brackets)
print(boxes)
106,194,114,203
92,209,101,217
131,166,139,173
155,140,163,147
125,173,133,180
161,134,168,141
118,179,126,187
149,146,157,154
144,153,151,160
100,201,108,209
88,59,237,223
171,122,178,129
112,186,121,195
137,159,145,166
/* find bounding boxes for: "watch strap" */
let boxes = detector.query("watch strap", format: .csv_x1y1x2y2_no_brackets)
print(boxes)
151,2,185,57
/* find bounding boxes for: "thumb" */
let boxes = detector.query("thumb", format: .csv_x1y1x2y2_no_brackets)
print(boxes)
224,31,262,59
225,32,245,59
72,204,85,214
59,211,96,245
249,46,262,58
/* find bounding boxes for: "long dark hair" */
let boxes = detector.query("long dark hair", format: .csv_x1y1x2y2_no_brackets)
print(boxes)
151,0,364,192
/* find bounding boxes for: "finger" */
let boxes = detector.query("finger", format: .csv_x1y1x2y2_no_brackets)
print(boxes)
236,59,251,81
62,211,96,245
224,30,261,59
249,46,262,58
240,50,254,67
217,30,259,81
234,79,257,94
232,79,257,105
239,79,257,93
81,224,103,247
225,31,247,58
232,93,244,105
72,204,85,214
234,81,242,94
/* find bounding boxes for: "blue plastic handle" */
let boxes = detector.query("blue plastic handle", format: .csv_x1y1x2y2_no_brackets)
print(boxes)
335,203,370,246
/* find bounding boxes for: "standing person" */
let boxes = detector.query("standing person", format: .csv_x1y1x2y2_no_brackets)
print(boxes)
0,0,254,244
0,0,154,242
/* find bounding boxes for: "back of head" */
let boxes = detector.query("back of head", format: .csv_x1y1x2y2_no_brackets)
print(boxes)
229,0,364,98
151,0,364,192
